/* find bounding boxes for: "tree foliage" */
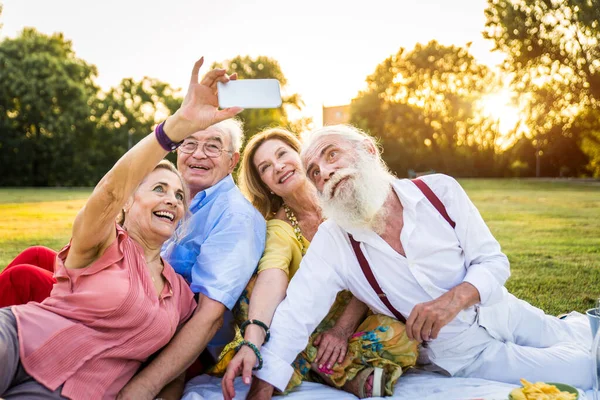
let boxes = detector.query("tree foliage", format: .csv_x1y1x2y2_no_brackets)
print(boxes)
351,41,501,177
484,0,599,176
0,28,183,186
484,0,600,106
0,28,99,185
88,77,182,180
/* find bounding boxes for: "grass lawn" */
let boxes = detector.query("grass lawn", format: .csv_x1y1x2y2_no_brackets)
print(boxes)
0,188,91,269
1,179,599,315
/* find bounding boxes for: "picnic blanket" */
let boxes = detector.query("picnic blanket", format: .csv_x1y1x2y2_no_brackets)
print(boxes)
182,312,596,400
182,372,593,400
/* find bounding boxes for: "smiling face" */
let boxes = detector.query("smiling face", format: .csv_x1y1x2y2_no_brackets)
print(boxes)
176,127,239,198
253,139,305,198
123,168,186,244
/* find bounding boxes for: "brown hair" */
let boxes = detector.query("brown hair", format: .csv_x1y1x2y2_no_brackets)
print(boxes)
238,128,302,219
117,159,190,226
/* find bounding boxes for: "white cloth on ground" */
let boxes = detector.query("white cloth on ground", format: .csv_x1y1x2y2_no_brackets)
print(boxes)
182,313,594,400
181,374,593,400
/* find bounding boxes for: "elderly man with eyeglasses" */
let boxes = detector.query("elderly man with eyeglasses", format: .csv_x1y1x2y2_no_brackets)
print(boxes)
119,118,266,400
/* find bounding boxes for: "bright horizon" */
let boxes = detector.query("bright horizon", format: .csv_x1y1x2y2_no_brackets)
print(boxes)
1,0,516,129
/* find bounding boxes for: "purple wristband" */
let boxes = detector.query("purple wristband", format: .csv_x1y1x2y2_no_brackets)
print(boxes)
154,121,183,151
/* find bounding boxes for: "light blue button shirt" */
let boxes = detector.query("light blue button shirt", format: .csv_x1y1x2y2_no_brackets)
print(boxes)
162,175,266,310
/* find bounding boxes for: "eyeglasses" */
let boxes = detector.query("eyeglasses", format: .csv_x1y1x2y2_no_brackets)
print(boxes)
178,140,233,158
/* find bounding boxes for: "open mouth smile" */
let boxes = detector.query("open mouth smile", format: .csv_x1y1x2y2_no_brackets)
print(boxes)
279,170,295,184
189,164,210,171
153,210,175,222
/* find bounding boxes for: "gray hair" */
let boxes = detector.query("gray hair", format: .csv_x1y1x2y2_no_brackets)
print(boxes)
301,124,380,160
211,118,245,153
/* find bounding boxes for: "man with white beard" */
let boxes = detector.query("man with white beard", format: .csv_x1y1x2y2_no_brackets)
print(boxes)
245,124,593,398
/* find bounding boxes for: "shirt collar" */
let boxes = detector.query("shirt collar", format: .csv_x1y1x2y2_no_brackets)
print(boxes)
189,174,235,211
392,178,427,212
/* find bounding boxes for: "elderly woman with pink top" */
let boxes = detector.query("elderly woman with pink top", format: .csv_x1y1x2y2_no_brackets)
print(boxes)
0,58,243,400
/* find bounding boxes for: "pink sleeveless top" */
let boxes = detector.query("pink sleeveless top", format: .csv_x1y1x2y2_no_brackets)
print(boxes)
12,225,196,400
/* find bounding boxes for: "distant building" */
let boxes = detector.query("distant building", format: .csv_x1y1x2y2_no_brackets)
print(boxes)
322,104,351,126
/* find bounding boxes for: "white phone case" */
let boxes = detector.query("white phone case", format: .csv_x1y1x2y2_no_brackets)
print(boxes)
217,79,282,109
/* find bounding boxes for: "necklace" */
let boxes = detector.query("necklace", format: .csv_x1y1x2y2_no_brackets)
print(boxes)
283,204,307,256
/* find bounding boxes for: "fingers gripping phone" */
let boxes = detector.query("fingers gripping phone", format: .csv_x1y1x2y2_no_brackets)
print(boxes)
217,79,283,109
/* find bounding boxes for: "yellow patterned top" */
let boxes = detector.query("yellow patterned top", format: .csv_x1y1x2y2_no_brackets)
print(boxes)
257,219,310,279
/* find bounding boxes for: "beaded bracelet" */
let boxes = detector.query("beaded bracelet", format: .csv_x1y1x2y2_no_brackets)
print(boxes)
154,121,183,151
240,319,271,343
236,340,263,370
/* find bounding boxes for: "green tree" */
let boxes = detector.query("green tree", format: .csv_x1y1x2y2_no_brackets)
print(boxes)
211,55,309,139
0,28,98,186
0,28,182,186
90,77,182,180
571,108,600,177
484,0,599,176
484,0,600,106
351,41,499,177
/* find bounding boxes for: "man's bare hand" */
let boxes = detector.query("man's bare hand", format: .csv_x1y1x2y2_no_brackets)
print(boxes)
313,326,351,370
406,282,480,342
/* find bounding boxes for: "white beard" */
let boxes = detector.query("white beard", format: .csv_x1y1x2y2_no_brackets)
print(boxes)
318,150,394,234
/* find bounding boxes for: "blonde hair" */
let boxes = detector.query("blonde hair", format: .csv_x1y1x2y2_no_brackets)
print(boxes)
238,128,302,219
117,160,190,226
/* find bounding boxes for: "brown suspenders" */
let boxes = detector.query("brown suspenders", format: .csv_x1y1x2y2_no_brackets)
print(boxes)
348,178,456,323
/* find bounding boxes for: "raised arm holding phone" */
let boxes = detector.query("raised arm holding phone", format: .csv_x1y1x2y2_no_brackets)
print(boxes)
0,57,242,400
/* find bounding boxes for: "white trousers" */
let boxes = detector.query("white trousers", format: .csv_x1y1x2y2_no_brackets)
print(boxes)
427,294,594,389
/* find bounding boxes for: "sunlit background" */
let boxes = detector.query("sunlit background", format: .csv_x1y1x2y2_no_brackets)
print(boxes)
1,0,599,184
1,0,517,126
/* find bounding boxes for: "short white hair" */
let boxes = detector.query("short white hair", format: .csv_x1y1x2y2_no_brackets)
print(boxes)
211,118,245,153
301,124,379,159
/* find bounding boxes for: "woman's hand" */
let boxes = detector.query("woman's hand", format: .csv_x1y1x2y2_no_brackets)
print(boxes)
165,57,243,143
313,326,352,372
222,345,259,400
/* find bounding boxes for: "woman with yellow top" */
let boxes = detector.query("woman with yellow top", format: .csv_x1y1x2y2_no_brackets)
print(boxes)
216,128,419,399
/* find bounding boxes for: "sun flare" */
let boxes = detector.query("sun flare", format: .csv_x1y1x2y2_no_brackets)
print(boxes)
480,89,521,136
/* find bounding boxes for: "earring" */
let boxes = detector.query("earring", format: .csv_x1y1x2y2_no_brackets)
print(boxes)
270,191,274,195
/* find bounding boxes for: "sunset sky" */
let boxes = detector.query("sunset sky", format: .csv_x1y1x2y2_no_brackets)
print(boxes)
1,0,516,128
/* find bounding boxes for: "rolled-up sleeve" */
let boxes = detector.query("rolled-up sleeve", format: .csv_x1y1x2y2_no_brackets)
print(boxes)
190,211,266,310
424,175,510,306
254,228,346,391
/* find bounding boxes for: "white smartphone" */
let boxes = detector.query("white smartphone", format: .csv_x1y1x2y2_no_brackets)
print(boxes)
217,79,282,109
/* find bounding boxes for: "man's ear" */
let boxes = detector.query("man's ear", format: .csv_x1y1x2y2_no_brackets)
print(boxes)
229,152,240,173
362,139,378,156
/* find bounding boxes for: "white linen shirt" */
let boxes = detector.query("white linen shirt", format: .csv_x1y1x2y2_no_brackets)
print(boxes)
255,174,510,391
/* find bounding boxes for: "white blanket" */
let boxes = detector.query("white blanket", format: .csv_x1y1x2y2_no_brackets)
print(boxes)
183,371,593,400
183,312,596,399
